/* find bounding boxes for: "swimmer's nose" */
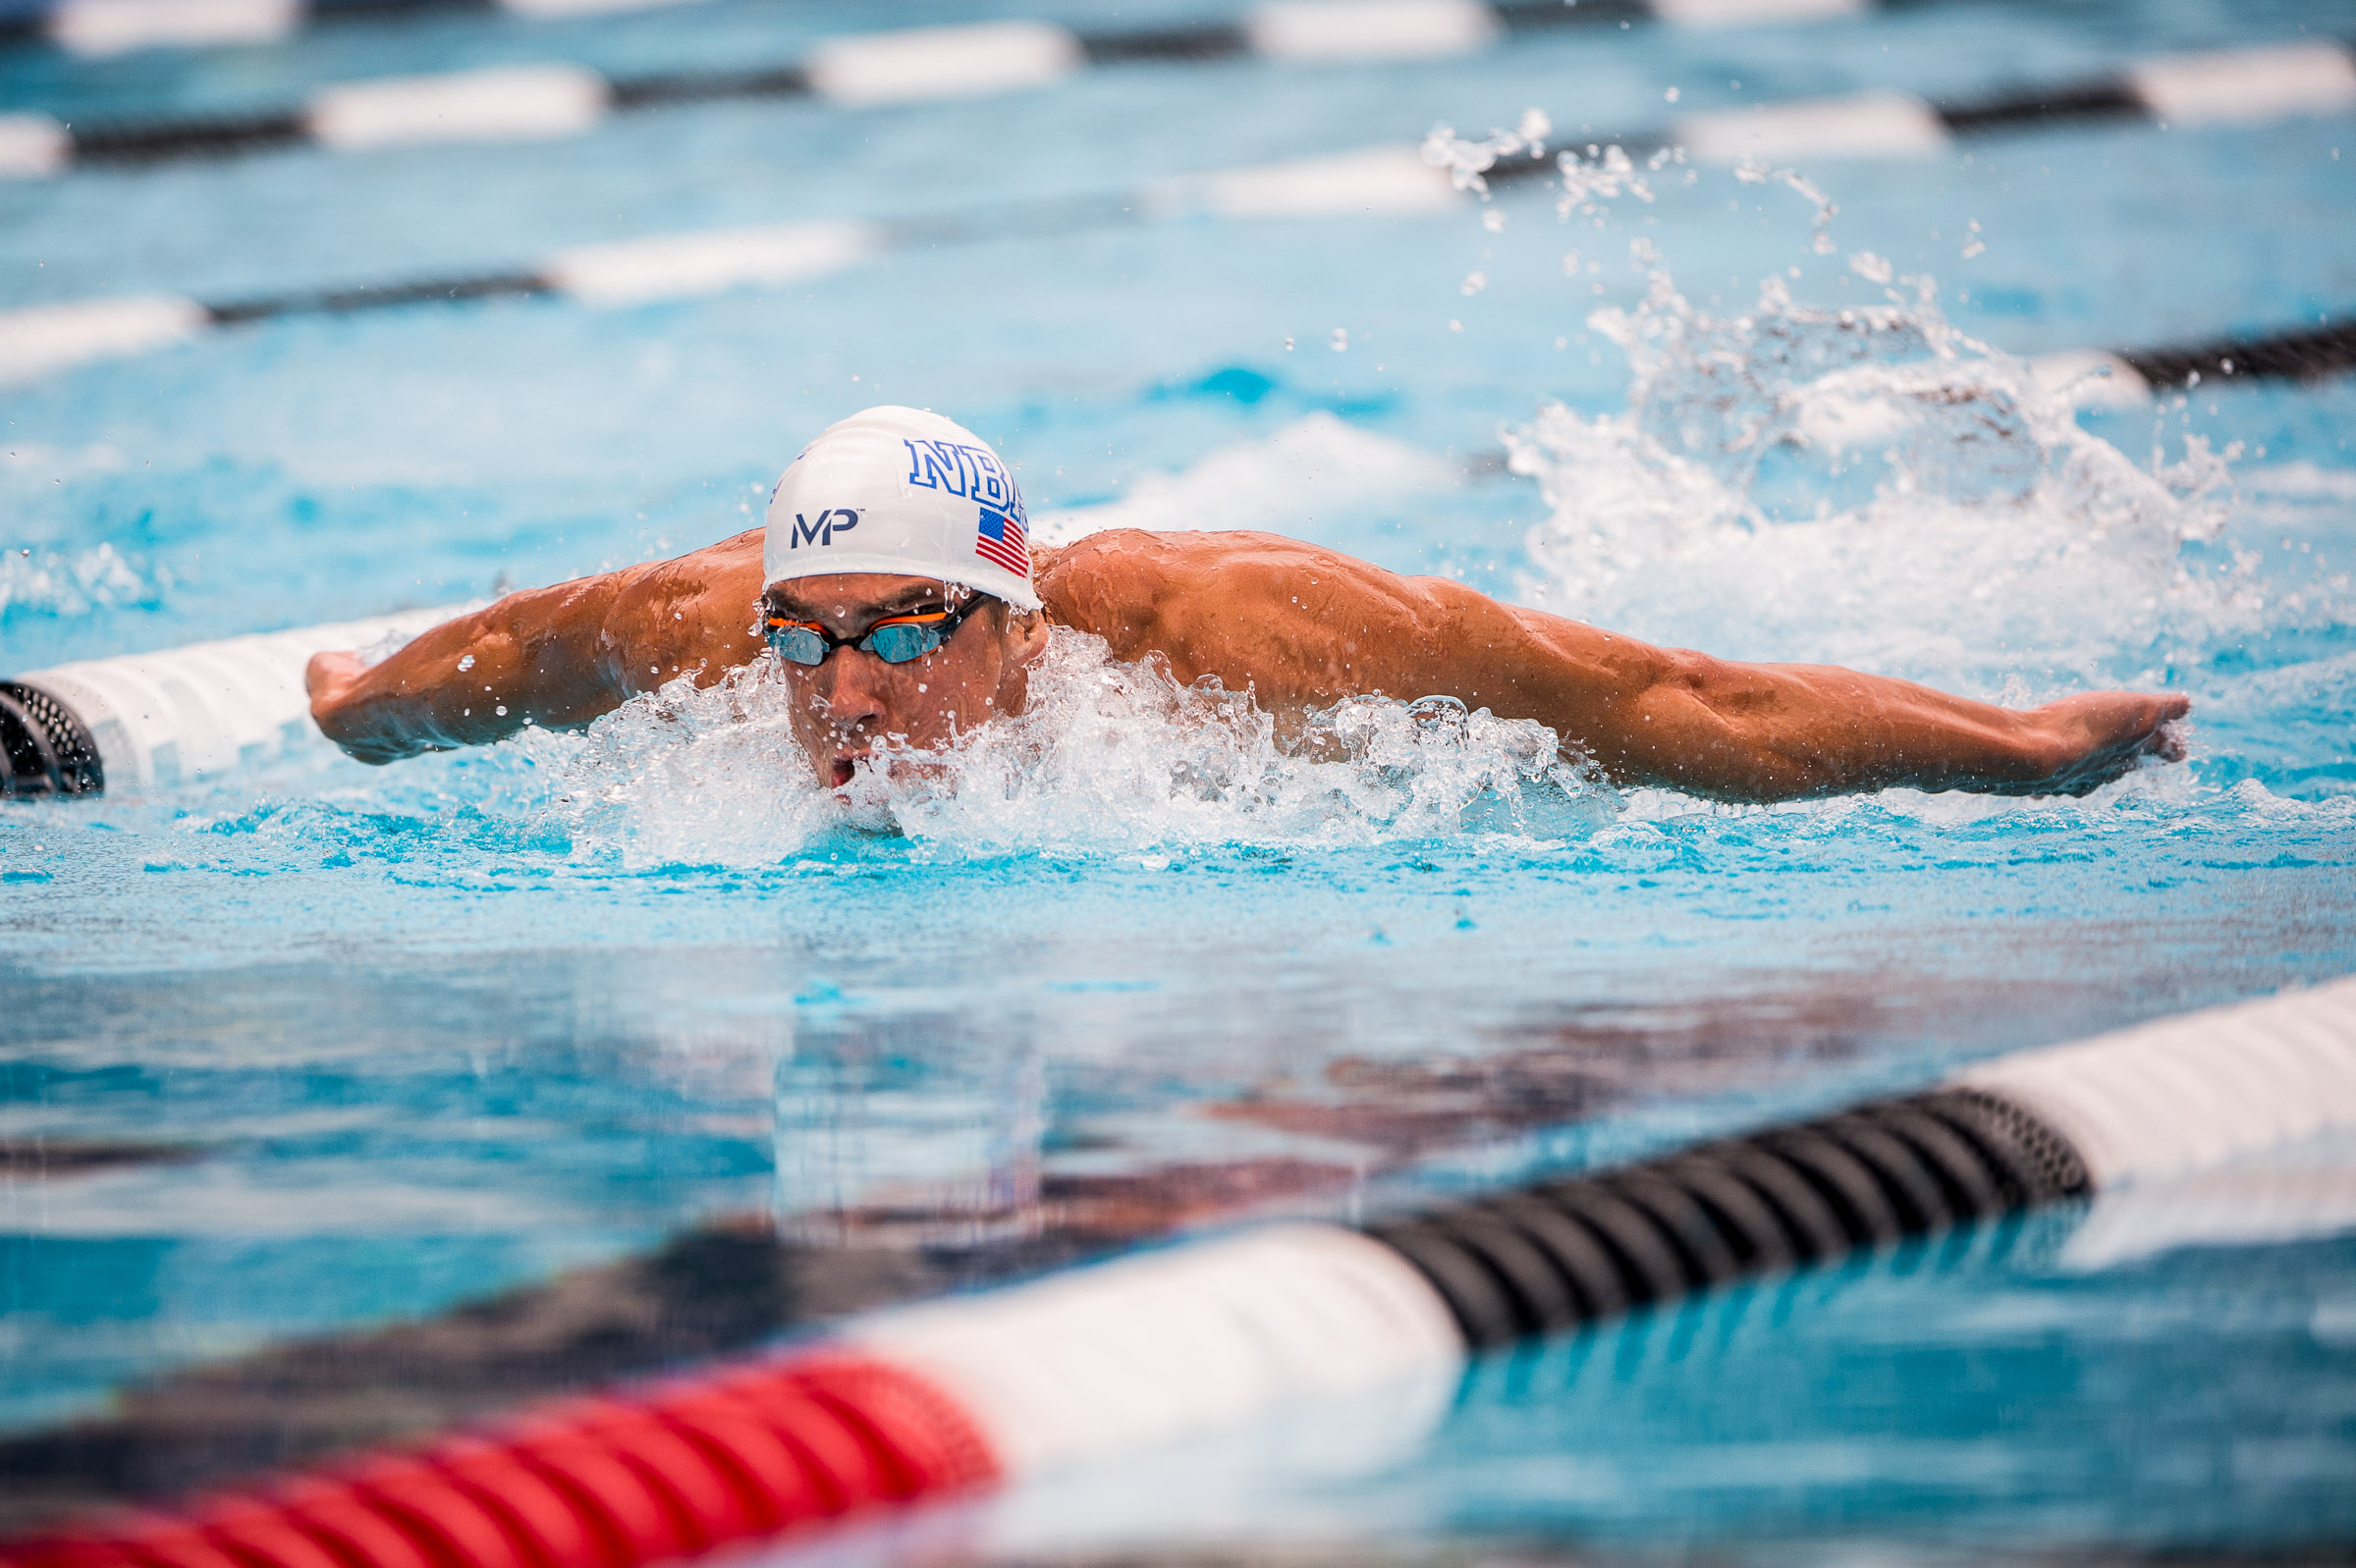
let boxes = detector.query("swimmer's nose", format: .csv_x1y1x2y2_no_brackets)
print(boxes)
813,647,890,734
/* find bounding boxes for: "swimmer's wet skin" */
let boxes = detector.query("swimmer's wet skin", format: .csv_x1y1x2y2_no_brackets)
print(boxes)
304,406,2188,804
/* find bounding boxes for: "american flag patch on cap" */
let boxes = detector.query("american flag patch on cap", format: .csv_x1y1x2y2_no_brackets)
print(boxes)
975,502,1029,578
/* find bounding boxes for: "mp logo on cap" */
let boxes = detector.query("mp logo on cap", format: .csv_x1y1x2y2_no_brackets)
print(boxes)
786,509,861,548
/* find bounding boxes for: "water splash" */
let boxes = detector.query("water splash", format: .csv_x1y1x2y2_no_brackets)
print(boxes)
1508,252,2263,695
1421,108,1552,195
0,543,165,622
521,633,1611,870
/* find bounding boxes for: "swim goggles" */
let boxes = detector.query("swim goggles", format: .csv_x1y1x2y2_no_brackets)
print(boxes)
763,593,994,667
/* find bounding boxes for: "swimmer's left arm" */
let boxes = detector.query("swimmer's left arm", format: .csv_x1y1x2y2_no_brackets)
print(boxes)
1043,530,2188,803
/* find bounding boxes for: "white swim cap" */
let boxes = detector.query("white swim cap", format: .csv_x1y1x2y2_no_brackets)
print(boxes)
763,406,1038,611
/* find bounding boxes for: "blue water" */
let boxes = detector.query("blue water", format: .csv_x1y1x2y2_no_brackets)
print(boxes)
4,0,2356,1553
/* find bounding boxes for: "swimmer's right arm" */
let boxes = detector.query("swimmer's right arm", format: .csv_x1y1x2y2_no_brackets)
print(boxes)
306,529,770,764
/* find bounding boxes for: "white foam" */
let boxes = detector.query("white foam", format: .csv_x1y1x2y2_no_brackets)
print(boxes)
2030,350,2152,408
1509,255,2253,694
306,64,610,152
1030,413,1459,548
2127,42,2356,128
1145,143,1459,220
0,543,154,620
0,295,209,388
1675,89,1949,164
1959,978,2356,1190
849,1224,1462,1476
0,113,70,180
804,20,1083,108
1245,0,1500,61
1649,0,1864,27
526,629,1609,869
48,0,297,55
541,220,882,307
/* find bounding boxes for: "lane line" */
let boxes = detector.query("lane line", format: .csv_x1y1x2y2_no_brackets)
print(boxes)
7,0,1916,61
19,12,2348,173
4,128,2349,397
5,980,2345,1564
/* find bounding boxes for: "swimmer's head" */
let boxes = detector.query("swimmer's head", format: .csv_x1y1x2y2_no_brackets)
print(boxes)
759,408,1050,788
763,406,1039,611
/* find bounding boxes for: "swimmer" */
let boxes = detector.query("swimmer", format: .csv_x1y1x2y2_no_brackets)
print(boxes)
306,406,2188,802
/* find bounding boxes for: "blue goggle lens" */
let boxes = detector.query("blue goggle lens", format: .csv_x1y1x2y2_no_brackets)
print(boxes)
766,624,829,666
863,622,946,664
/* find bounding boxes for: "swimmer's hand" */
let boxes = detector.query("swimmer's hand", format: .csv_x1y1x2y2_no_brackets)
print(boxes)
307,649,415,765
1995,691,2192,796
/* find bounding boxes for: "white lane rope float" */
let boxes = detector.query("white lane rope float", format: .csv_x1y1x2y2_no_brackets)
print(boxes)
1,24,2349,176
5,978,2350,1568
1,609,461,795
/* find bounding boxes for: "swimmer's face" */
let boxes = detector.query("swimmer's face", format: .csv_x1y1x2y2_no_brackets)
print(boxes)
760,573,1050,789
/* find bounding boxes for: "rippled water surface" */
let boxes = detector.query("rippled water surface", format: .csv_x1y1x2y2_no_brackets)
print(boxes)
4,0,2355,1552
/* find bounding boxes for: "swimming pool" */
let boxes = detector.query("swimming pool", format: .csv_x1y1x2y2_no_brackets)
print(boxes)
3,0,2354,1556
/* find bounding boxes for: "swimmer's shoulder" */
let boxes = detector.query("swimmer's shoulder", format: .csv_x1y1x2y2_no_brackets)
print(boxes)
1036,528,1319,618
1036,528,1350,666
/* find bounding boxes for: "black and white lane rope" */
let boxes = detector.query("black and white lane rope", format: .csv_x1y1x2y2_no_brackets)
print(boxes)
4,120,2353,396
0,0,1976,68
598,976,2356,1435
2,21,2349,177
7,979,2350,1568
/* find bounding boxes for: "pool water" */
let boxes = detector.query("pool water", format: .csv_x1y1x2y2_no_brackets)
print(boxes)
4,0,2355,1555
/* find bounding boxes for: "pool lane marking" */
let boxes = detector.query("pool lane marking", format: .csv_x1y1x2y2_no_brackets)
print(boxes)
2127,41,2356,128
1666,38,2356,160
305,63,610,151
536,220,886,309
1247,0,1503,61
1671,86,1950,163
846,1223,1463,1475
14,7,2352,172
8,979,2350,1568
801,19,1086,108
6,234,2355,408
0,293,210,384
4,0,1916,63
7,123,2355,400
11,605,466,789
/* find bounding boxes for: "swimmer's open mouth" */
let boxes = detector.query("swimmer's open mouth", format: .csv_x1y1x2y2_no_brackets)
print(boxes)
831,758,856,788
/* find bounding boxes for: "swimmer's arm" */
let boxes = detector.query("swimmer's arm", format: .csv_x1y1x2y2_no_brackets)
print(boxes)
1044,530,2187,802
306,529,769,764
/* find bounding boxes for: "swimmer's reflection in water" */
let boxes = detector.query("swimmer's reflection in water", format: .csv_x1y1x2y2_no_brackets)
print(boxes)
306,406,2187,803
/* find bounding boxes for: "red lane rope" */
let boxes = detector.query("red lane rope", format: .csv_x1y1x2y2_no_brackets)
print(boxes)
3,1352,1000,1568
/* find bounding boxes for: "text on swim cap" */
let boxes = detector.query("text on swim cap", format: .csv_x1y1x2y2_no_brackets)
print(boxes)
904,438,1018,514
786,509,861,548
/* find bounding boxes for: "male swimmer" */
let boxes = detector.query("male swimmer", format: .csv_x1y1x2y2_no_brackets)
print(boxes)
306,406,2188,802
